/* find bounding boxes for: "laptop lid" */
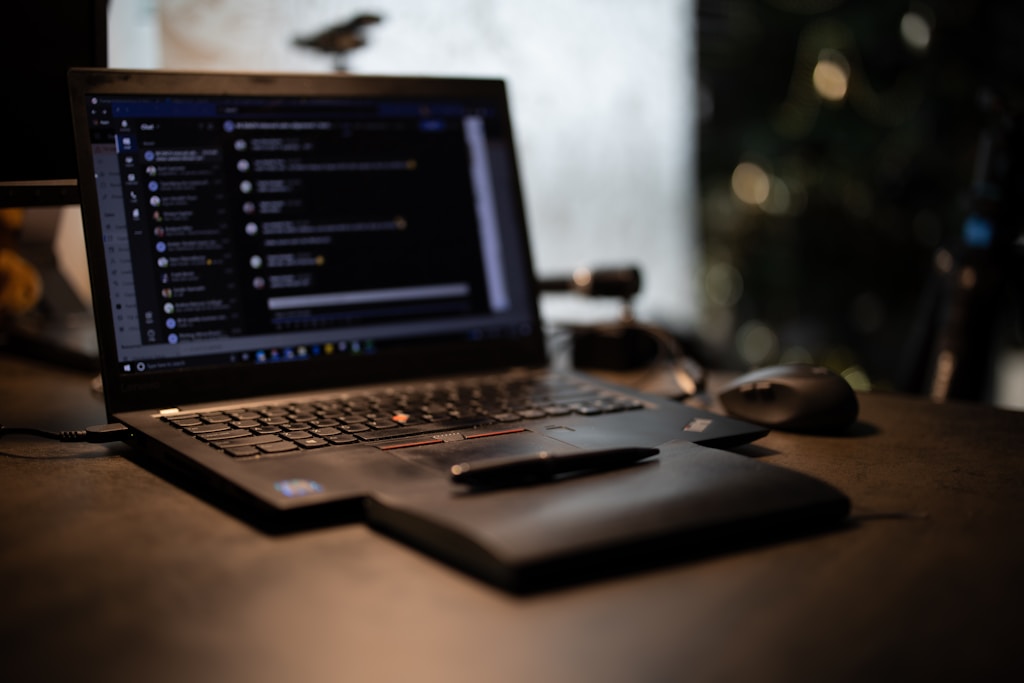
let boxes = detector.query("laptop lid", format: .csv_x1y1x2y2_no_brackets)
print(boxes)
69,69,547,418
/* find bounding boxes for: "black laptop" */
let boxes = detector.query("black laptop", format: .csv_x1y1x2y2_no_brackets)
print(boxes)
68,68,770,518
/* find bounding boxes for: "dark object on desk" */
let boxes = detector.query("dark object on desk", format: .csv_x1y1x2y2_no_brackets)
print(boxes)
570,325,707,398
571,324,659,370
538,266,706,395
539,267,651,371
367,440,851,591
719,364,859,433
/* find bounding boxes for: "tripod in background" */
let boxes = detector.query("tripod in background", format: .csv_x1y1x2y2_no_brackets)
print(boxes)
906,89,1024,402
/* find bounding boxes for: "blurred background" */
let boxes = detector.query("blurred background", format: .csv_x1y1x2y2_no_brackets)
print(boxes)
2,0,1022,408
696,0,1024,406
112,0,700,333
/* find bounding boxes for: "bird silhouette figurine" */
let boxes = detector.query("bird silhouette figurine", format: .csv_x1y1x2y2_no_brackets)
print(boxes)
294,14,382,71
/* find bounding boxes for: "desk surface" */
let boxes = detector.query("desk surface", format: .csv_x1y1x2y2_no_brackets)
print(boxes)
2,353,1022,683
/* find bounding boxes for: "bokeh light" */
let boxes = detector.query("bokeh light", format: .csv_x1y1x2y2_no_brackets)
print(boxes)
736,319,779,367
812,49,850,102
731,161,771,206
900,10,933,53
704,261,744,307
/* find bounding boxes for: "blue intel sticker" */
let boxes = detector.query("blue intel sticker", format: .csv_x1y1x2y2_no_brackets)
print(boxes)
274,479,324,498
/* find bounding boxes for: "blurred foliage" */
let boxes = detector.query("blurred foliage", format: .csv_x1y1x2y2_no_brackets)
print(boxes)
696,0,1023,390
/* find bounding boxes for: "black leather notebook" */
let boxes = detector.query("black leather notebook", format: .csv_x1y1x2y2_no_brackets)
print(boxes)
365,440,851,591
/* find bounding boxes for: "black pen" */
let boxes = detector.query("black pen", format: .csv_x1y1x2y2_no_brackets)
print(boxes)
450,446,659,487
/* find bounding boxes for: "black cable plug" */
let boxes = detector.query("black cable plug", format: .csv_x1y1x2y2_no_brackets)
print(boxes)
0,422,132,444
81,423,133,443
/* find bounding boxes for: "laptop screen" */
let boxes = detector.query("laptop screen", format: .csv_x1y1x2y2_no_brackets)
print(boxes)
71,70,545,412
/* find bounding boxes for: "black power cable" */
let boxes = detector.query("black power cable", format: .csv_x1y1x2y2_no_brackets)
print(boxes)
0,422,131,443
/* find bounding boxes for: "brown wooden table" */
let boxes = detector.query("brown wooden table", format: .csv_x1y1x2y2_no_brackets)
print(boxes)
2,353,1022,682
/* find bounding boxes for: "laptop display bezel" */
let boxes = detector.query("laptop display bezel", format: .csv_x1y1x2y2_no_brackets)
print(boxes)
68,68,547,416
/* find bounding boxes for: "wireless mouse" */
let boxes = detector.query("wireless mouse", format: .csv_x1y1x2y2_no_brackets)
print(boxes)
718,364,859,433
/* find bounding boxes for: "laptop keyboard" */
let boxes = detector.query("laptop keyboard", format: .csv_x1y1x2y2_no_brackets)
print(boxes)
162,374,647,459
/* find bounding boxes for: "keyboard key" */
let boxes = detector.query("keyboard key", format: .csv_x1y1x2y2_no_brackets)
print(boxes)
225,446,261,458
214,434,285,449
253,425,282,434
258,441,300,454
283,431,313,441
185,423,233,436
167,417,202,428
573,404,605,415
342,424,371,434
293,437,328,448
260,407,290,417
200,428,257,442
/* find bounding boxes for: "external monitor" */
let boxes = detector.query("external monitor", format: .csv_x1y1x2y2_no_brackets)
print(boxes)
0,1,108,208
